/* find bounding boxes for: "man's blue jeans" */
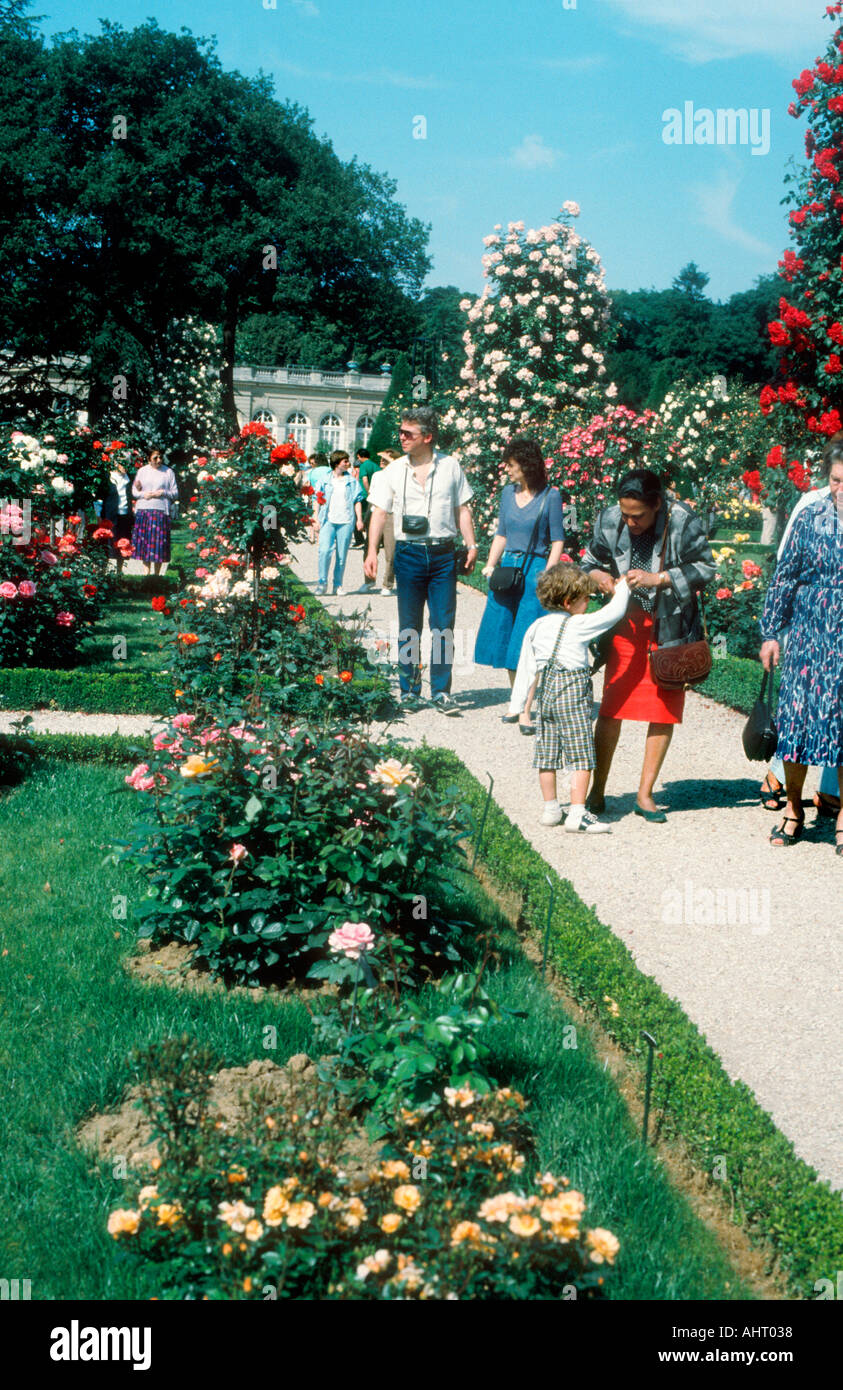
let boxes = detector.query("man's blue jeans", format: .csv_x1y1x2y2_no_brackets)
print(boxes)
318,519,354,588
393,542,458,696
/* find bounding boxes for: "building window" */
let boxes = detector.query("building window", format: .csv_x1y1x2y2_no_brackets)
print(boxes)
285,411,310,450
319,412,342,450
252,408,275,428
355,414,375,447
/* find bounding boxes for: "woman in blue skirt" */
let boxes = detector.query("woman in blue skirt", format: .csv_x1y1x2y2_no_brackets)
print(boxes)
475,437,565,732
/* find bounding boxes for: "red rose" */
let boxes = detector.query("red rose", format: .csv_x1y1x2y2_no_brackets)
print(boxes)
824,353,842,374
83,583,97,597
339,670,352,683
151,595,168,612
314,674,324,686
716,587,732,600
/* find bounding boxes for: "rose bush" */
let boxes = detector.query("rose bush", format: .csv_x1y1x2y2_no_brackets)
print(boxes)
439,206,613,536
703,540,775,659
0,509,112,665
121,714,472,984
106,1039,618,1301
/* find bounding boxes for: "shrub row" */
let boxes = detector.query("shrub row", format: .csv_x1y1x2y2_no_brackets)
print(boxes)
0,668,173,714
415,744,843,1299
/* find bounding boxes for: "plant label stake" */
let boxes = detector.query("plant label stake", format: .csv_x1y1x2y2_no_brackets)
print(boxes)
540,874,555,981
470,773,494,870
641,1031,658,1146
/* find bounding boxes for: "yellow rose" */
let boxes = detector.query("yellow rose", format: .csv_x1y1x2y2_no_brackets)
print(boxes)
380,1160,410,1180
263,1186,290,1226
244,1219,264,1242
450,1220,483,1246
380,1212,403,1234
179,753,218,779
137,1186,159,1209
509,1214,541,1237
107,1208,141,1238
368,759,419,794
393,1184,422,1214
156,1202,183,1228
286,1201,316,1229
587,1227,620,1265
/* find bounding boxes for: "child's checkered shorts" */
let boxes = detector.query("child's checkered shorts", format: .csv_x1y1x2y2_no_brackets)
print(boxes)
534,667,595,771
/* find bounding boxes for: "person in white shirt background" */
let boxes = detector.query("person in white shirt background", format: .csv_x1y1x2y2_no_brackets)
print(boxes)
314,450,365,596
509,564,630,832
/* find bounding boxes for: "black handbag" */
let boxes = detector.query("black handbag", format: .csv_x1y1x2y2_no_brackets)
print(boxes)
742,669,778,762
488,488,550,597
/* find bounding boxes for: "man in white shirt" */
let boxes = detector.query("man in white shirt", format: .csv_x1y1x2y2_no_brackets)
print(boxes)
364,407,478,713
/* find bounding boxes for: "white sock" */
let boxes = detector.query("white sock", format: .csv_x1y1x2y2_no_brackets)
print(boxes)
567,802,585,824
543,798,560,812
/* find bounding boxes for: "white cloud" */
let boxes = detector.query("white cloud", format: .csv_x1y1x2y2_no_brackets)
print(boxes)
291,0,320,16
510,134,563,170
605,0,830,62
691,170,778,259
274,60,442,89
533,55,607,73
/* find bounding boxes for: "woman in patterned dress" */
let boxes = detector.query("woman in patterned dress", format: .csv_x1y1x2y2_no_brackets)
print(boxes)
131,447,179,577
760,444,843,853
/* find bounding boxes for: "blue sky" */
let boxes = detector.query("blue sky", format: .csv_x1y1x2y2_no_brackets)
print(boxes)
36,0,834,302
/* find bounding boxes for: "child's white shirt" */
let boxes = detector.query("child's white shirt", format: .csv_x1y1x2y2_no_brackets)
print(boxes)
508,579,630,715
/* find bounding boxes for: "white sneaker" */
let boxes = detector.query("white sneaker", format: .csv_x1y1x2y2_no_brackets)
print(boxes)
335,586,345,596
565,810,611,834
540,805,564,826
315,584,326,596
380,586,394,596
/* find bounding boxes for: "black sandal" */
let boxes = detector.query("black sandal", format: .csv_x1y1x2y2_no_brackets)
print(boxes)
760,776,786,811
770,814,804,847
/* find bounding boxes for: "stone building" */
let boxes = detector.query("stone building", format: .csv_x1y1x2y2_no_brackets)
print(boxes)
233,364,392,454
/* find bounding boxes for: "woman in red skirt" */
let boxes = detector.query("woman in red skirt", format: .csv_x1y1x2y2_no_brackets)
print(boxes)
580,469,715,821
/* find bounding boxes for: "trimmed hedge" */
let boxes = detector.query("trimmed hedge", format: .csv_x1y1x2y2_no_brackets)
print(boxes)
697,655,779,717
1,731,141,766
0,668,173,714
416,744,843,1299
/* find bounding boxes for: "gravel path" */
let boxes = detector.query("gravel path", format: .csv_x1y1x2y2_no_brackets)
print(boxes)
0,712,161,737
292,538,843,1192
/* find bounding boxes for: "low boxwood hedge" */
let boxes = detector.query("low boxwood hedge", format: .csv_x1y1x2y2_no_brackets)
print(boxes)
416,744,843,1299
0,668,173,714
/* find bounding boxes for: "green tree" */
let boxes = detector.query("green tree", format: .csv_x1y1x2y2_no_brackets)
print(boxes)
366,352,413,456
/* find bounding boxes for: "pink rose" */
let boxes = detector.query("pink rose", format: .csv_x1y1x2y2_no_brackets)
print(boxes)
195,567,209,579
172,713,196,729
328,921,376,960
17,580,36,599
0,581,18,599
229,843,249,864
55,610,75,626
38,549,58,566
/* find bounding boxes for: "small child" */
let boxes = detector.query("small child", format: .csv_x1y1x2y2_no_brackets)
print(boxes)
508,565,630,832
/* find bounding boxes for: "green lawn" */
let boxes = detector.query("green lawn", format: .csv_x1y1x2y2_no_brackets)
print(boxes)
77,593,168,673
0,764,312,1300
0,760,754,1301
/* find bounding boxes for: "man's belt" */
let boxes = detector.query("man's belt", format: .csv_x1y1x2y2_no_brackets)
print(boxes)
396,537,456,549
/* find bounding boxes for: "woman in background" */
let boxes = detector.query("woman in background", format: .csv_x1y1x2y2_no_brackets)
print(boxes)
131,446,178,577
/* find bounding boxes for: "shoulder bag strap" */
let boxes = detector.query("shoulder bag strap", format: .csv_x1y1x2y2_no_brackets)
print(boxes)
538,613,571,700
517,487,551,576
651,505,672,646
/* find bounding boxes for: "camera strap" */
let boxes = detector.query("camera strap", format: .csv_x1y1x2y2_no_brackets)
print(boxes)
401,453,438,525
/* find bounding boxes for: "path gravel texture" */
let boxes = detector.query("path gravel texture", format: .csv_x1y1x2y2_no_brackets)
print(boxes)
292,538,843,1193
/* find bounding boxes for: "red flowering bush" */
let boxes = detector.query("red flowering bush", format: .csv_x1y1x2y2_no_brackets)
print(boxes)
757,3,843,495
0,511,111,666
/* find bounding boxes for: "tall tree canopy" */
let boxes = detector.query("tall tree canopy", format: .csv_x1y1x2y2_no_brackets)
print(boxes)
0,16,431,428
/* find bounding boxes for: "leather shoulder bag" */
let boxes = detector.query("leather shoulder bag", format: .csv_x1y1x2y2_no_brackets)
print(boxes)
488,488,551,597
647,507,713,690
